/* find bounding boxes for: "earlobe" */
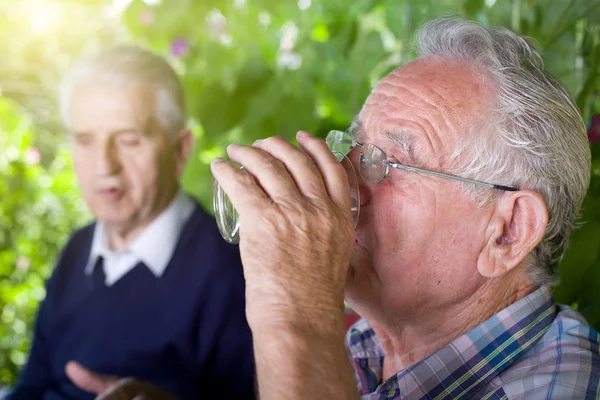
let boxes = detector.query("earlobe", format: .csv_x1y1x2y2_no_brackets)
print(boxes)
176,129,195,176
477,191,548,279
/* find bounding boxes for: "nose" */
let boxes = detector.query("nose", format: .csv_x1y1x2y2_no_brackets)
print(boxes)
96,137,121,176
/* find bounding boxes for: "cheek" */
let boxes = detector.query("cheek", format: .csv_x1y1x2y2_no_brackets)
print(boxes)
372,181,432,241
122,157,159,192
72,152,90,176
72,158,94,192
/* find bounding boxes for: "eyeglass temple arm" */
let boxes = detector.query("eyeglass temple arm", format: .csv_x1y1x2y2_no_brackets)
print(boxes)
389,162,518,192
327,137,519,192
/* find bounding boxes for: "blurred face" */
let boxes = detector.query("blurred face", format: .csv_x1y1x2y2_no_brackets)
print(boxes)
345,57,497,321
68,84,183,233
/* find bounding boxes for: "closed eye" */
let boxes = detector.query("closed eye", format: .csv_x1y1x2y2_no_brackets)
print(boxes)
118,132,142,147
73,133,94,146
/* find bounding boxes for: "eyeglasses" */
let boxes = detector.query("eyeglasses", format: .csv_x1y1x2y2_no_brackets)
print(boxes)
326,130,518,191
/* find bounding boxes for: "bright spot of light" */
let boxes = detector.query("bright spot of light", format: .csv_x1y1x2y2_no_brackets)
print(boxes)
277,51,302,70
111,0,132,12
29,4,62,34
258,11,271,28
109,0,132,17
298,0,311,10
279,21,298,51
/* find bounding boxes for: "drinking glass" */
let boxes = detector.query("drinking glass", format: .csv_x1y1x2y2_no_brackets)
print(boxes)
213,132,360,244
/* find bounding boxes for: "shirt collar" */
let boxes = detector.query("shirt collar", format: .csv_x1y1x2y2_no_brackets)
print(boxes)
347,286,557,399
85,190,195,279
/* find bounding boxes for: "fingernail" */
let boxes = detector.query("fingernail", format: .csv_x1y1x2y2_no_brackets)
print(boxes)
227,143,239,152
211,157,226,166
253,139,263,146
297,130,310,138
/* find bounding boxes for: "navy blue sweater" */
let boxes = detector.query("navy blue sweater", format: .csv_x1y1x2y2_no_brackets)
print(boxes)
9,204,256,400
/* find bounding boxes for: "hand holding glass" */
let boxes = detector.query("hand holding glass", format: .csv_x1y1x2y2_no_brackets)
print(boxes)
213,131,360,244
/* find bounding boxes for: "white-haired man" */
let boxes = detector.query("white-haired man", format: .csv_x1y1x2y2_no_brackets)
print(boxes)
213,17,600,399
54,18,599,400
8,46,255,400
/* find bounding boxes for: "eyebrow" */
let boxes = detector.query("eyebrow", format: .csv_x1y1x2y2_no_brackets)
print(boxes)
347,118,417,164
384,128,417,164
68,128,141,136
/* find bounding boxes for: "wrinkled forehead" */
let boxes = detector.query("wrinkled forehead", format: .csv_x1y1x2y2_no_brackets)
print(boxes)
68,83,159,132
353,57,495,153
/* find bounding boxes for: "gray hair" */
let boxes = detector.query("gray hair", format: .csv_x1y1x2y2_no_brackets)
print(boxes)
414,17,591,285
60,45,186,137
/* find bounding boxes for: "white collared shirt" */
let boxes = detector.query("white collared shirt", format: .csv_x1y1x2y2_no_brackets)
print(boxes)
85,190,195,286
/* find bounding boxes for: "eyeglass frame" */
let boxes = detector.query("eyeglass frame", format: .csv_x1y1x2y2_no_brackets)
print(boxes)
326,130,519,192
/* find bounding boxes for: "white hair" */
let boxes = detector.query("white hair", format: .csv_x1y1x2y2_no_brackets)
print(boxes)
60,45,186,137
414,17,591,286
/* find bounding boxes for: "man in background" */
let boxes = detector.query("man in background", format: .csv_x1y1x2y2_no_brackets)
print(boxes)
8,45,255,400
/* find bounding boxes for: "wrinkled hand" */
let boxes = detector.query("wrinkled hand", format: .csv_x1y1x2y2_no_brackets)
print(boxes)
65,361,179,400
210,131,356,329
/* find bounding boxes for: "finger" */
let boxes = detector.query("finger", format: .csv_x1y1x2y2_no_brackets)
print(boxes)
65,361,117,395
296,131,352,210
226,142,303,201
95,378,137,400
253,136,327,199
210,158,270,216
96,378,178,400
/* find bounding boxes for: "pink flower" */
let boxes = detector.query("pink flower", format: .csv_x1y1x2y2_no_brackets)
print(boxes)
589,115,600,144
139,10,155,26
24,147,41,165
170,38,189,57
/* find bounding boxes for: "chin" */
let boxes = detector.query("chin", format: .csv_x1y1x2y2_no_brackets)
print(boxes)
94,209,134,227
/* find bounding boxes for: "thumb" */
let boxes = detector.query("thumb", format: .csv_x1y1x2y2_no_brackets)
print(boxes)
65,361,118,394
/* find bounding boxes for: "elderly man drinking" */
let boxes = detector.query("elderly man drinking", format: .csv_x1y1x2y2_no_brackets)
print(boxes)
214,17,599,399
8,46,255,400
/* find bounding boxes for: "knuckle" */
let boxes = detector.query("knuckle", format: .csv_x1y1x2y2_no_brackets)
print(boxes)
232,171,257,196
259,158,287,178
238,170,256,186
268,135,286,144
262,135,286,148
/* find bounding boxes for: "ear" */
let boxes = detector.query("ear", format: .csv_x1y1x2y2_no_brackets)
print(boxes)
174,129,195,177
477,190,548,279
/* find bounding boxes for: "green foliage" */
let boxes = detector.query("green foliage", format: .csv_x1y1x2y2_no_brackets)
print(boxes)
0,97,89,383
0,0,599,386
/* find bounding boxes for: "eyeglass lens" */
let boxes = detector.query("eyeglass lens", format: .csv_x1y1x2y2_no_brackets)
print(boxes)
360,143,388,184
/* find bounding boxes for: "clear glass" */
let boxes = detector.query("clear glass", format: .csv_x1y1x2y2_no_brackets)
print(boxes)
213,175,241,244
213,140,360,244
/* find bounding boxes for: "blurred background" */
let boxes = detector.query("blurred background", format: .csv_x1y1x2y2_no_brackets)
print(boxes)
0,0,599,385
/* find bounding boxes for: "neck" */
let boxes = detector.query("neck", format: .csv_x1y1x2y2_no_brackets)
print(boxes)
105,224,148,252
104,189,178,251
369,271,536,380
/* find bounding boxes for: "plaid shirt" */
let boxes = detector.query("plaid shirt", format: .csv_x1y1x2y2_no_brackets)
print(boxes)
346,286,600,399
